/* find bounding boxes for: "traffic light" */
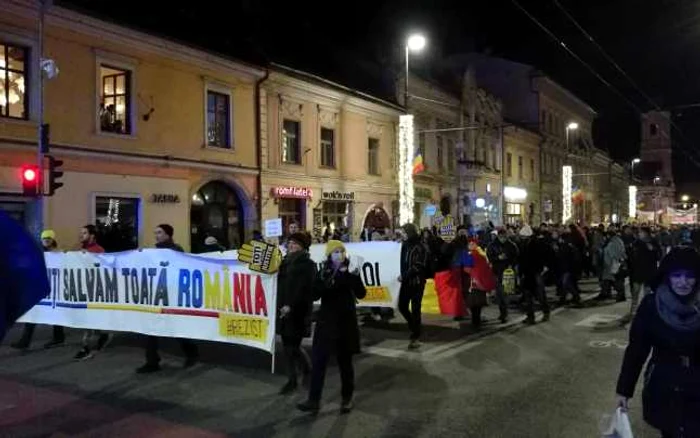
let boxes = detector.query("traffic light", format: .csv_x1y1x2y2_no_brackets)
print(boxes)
46,155,63,196
21,164,41,197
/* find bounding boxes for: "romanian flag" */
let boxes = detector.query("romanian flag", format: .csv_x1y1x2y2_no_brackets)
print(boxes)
572,187,584,203
412,149,425,175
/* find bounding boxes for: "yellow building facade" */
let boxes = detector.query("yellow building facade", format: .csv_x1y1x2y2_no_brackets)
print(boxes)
259,66,402,241
503,125,541,225
0,2,264,251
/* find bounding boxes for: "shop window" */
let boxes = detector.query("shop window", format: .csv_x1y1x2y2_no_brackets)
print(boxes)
206,90,232,148
436,135,444,170
282,119,301,164
190,181,244,253
320,127,335,168
99,65,132,135
279,198,304,232
95,196,139,252
0,43,28,119
506,153,512,177
368,137,380,175
321,201,348,238
506,202,522,215
363,205,390,230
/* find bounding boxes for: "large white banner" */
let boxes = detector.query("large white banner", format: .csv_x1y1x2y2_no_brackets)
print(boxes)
668,206,697,225
20,250,277,353
199,241,401,308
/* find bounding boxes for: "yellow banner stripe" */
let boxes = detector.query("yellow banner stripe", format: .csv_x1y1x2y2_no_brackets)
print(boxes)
87,304,162,314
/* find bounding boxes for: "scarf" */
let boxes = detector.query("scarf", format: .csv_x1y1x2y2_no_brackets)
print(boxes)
655,283,700,332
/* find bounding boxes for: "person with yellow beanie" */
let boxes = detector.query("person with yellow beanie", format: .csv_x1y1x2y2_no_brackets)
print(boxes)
11,230,65,350
298,240,366,414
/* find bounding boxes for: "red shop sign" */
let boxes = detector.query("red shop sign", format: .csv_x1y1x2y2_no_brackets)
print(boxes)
272,186,314,199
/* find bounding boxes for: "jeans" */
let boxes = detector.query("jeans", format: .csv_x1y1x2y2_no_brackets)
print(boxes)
308,341,354,402
601,276,625,299
523,274,549,319
17,323,64,345
629,282,651,317
398,282,425,341
282,335,310,384
560,272,580,302
145,335,198,366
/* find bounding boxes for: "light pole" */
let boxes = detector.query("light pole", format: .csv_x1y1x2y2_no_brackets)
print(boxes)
653,176,661,224
565,122,578,149
630,157,640,179
404,34,426,112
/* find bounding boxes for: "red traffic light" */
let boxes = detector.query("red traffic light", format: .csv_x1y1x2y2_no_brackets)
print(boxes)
23,168,37,182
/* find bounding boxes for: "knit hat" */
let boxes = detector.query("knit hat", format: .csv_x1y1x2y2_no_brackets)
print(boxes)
325,239,346,257
157,224,174,238
288,232,310,250
41,229,56,240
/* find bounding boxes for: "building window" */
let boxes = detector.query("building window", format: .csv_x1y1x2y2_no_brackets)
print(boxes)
0,44,28,119
530,158,535,182
436,136,444,170
95,196,140,252
279,198,304,230
282,119,301,164
506,153,512,177
650,123,658,137
206,90,231,148
99,65,132,135
447,139,455,172
320,127,335,168
322,201,348,238
368,137,380,175
518,156,523,179
190,181,244,253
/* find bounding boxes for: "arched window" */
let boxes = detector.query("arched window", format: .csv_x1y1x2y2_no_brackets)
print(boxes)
190,181,244,253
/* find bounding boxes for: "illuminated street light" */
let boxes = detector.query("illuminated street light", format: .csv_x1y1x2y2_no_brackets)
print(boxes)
567,122,579,130
682,194,690,202
407,34,427,52
632,158,641,164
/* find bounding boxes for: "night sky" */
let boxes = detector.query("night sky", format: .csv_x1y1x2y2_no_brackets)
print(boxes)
59,0,700,189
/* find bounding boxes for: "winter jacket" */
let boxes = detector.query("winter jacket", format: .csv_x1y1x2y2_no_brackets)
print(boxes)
276,251,317,338
616,294,700,437
486,238,519,276
400,236,429,287
629,239,662,284
312,263,366,354
156,240,184,252
601,235,627,281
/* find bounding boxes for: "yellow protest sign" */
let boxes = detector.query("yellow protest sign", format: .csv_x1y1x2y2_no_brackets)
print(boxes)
435,214,456,242
218,313,269,343
237,240,282,274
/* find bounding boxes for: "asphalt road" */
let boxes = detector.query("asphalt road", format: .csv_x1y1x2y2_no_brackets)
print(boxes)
0,285,662,438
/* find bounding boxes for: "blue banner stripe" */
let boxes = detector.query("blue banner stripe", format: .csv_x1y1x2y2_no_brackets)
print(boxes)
55,302,88,309
37,301,52,306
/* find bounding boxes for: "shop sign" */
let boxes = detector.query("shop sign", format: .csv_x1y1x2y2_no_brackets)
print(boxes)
415,187,432,200
151,194,180,204
272,186,313,199
264,218,283,238
321,190,355,201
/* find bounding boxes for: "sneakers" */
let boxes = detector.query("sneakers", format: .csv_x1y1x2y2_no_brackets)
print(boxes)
74,347,94,361
95,333,113,351
297,399,320,414
341,397,354,414
43,339,65,349
135,363,161,374
279,380,298,395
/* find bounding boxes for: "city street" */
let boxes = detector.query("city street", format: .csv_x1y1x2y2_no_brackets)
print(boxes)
0,281,660,437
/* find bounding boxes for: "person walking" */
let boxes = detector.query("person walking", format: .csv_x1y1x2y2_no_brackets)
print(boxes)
136,224,199,373
595,229,628,302
397,223,429,349
277,232,316,395
74,225,111,360
521,227,554,324
297,240,366,414
615,247,700,438
623,226,662,324
486,228,519,323
11,229,65,350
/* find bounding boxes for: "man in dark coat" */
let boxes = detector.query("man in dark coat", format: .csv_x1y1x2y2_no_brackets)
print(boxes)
487,228,519,323
624,226,662,323
137,224,199,373
520,227,555,324
398,223,429,349
277,232,317,395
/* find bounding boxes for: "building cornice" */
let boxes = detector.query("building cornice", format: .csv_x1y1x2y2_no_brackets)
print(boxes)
3,0,265,81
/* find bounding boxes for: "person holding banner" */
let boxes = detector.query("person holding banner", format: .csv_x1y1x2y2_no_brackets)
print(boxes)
277,232,316,395
298,240,366,414
11,229,66,350
397,223,429,350
136,224,199,373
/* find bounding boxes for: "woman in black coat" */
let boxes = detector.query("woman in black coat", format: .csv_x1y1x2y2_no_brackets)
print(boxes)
277,232,317,395
298,240,366,414
615,247,700,438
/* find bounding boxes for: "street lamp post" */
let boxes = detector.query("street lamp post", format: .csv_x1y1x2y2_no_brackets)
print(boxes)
630,158,640,179
564,122,578,221
404,34,426,112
